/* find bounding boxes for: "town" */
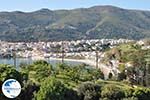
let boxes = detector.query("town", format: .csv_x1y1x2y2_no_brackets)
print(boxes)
0,39,134,59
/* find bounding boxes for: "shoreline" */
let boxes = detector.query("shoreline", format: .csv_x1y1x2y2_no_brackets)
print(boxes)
0,57,110,78
50,57,96,67
0,57,96,67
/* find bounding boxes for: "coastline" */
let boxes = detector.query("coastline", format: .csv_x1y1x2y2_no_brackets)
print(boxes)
0,57,110,78
0,56,96,67
50,57,96,67
29,56,96,67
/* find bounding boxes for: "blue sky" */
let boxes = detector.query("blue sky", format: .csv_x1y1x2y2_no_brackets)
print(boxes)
0,0,150,12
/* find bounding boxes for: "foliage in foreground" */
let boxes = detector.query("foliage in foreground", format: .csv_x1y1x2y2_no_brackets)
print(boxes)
0,60,150,100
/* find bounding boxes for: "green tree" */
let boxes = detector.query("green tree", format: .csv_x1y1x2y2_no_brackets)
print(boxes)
77,82,101,100
0,64,23,83
89,69,104,80
0,64,27,100
19,81,40,100
21,60,53,83
101,84,125,99
133,88,150,100
35,78,76,100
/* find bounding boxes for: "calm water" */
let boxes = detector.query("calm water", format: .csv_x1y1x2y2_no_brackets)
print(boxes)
0,58,84,69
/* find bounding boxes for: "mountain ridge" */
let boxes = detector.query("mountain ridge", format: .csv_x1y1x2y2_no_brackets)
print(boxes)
0,5,150,42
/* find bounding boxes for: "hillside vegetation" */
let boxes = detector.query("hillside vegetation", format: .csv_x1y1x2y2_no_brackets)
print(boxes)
0,59,150,100
0,6,150,41
103,43,150,86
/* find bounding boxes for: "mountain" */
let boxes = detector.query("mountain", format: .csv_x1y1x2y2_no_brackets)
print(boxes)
0,5,150,42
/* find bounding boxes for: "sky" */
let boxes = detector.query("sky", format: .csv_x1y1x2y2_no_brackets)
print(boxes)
0,0,150,12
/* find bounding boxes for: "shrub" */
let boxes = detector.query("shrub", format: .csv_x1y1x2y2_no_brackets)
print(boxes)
77,82,101,100
101,84,125,99
133,88,150,100
35,77,79,100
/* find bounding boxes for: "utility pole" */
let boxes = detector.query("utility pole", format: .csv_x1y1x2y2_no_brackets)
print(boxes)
12,49,17,68
95,46,103,69
61,41,64,64
145,55,150,87
96,50,99,68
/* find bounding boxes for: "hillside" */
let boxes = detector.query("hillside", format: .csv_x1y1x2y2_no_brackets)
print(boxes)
0,5,150,41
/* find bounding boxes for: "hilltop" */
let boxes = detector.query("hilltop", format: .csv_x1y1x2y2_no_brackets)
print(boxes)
0,5,150,41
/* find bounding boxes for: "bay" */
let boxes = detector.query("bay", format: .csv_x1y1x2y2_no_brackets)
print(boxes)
0,58,85,69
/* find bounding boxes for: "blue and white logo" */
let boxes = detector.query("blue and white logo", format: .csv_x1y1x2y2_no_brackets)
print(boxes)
2,79,21,98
